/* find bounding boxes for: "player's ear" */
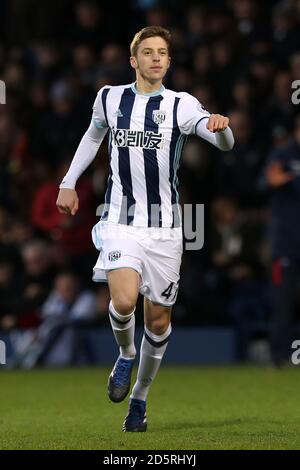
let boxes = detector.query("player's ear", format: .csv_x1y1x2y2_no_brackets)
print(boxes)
167,56,171,69
130,56,138,70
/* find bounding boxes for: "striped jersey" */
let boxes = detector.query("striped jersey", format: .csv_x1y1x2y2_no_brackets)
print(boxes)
92,82,210,228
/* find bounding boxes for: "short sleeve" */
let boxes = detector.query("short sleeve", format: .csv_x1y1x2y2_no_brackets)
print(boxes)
177,93,210,135
92,87,110,129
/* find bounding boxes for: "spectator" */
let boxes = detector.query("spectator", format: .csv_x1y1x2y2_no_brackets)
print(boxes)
31,160,97,284
265,115,300,366
216,110,263,206
209,196,268,358
24,271,98,367
20,239,58,328
0,260,22,331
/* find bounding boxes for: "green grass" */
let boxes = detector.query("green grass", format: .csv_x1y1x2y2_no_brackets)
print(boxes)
0,366,300,450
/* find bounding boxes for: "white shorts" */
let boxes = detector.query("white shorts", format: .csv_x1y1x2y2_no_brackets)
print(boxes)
92,221,183,306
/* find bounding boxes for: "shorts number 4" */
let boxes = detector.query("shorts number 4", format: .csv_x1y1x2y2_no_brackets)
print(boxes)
161,282,179,302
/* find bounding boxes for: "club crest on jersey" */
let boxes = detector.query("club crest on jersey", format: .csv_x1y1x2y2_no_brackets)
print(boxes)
108,250,121,262
152,109,166,124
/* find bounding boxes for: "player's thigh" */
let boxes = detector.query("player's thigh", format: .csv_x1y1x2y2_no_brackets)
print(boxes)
142,232,182,307
107,268,140,314
144,297,172,335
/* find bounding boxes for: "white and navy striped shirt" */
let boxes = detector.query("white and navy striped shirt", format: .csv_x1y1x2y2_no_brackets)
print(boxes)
60,82,234,228
93,82,211,228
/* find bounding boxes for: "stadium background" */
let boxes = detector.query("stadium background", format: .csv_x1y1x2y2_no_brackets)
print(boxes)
1,0,300,366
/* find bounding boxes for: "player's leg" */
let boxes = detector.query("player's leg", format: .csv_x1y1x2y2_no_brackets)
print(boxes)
132,297,172,401
107,267,140,402
122,229,182,430
123,298,172,432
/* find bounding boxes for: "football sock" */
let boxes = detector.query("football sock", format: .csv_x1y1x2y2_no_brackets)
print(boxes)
130,324,172,402
109,300,136,359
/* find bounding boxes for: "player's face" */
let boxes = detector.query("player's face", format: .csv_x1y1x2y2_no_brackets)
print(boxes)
130,36,170,83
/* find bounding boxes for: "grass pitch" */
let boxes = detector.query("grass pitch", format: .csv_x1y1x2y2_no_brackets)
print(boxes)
0,366,300,450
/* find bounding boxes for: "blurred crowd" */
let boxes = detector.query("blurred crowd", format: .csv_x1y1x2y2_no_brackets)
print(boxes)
1,0,300,364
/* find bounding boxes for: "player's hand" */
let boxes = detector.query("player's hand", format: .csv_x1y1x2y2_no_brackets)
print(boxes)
206,114,229,133
56,188,79,216
266,161,295,188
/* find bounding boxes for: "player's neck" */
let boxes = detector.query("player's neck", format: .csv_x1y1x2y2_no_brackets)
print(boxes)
135,78,164,95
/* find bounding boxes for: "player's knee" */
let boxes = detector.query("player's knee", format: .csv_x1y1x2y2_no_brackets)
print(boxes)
113,297,136,316
146,317,170,335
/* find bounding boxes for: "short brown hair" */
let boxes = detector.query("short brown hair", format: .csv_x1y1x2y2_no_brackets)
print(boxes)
130,26,171,57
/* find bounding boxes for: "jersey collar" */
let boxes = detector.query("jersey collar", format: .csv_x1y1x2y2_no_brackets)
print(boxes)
131,82,165,97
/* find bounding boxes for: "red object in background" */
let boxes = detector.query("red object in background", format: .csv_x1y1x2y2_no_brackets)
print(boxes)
31,177,97,256
272,259,283,285
18,310,42,329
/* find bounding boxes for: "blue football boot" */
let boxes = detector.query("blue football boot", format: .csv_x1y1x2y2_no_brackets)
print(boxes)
122,398,147,432
108,356,135,403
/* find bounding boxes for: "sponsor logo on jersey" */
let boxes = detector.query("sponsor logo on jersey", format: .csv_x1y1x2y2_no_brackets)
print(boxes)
152,109,166,124
108,250,121,261
111,127,164,149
